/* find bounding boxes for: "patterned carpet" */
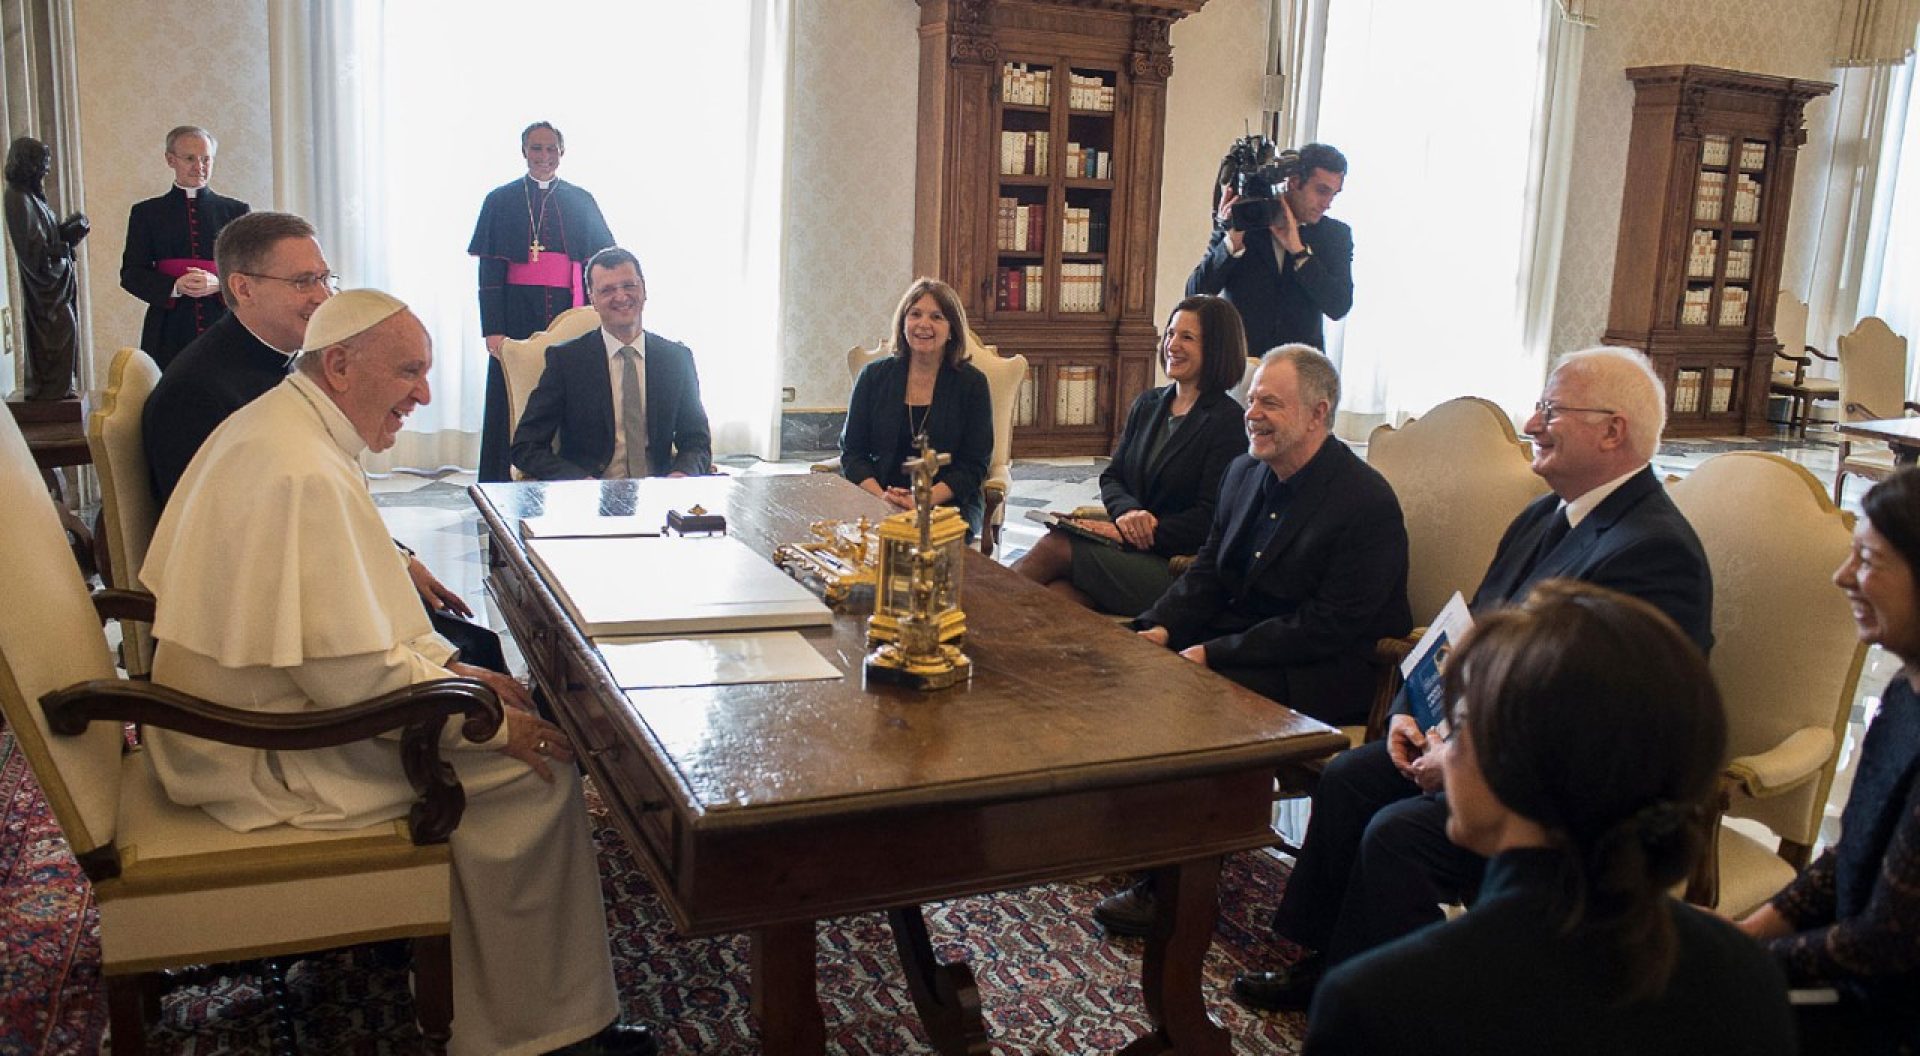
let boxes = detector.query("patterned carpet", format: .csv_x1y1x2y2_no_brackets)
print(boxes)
0,730,1309,1054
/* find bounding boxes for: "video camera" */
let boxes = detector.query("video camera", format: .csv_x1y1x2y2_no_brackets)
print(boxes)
1215,134,1303,232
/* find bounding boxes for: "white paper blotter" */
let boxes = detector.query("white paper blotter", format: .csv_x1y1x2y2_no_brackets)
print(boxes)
519,513,663,539
595,631,843,690
526,534,833,636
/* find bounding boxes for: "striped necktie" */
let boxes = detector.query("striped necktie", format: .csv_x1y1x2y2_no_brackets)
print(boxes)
619,346,647,479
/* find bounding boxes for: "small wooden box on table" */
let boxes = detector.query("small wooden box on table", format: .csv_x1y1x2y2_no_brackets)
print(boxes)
473,473,1344,1055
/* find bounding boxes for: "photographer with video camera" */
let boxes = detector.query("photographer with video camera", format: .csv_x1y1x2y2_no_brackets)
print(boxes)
1186,139,1351,354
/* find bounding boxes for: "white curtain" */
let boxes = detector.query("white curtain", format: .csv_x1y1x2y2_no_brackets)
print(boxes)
269,0,789,471
1311,0,1565,436
1858,50,1920,379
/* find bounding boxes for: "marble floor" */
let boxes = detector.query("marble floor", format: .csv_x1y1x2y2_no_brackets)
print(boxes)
371,420,1884,856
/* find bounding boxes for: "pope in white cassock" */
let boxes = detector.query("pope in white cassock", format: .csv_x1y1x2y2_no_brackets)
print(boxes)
139,290,655,1056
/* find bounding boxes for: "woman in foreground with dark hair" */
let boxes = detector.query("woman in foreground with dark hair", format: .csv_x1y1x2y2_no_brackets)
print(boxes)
1012,294,1248,615
1304,580,1795,1055
839,277,992,540
1740,467,1920,1054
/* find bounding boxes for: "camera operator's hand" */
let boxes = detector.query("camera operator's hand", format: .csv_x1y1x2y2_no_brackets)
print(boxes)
1216,185,1246,255
1270,193,1306,256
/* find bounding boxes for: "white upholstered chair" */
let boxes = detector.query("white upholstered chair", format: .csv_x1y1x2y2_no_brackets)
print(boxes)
1359,397,1550,742
969,332,1029,556
84,348,163,677
0,410,501,1053
1670,452,1866,917
1769,292,1838,437
497,305,601,481
1832,316,1916,505
808,341,889,475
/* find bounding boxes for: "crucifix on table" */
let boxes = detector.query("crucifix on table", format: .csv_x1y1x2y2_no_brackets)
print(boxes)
901,437,950,552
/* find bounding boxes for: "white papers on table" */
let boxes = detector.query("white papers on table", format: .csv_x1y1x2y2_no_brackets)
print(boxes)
526,534,833,636
519,513,662,538
596,631,843,690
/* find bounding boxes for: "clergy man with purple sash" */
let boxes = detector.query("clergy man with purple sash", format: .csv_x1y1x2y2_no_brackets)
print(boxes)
467,120,614,482
120,125,250,370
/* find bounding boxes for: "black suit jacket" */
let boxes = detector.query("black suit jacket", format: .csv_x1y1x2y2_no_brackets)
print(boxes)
120,186,250,369
1099,385,1248,557
509,329,712,480
142,313,291,509
1306,848,1796,1056
1472,465,1714,652
1139,438,1412,725
839,355,993,536
1186,214,1353,353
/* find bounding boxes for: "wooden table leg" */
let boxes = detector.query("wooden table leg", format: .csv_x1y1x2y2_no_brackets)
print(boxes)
888,905,989,1056
1117,858,1231,1056
751,921,827,1055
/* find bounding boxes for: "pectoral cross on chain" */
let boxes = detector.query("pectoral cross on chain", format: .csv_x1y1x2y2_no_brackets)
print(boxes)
529,239,544,262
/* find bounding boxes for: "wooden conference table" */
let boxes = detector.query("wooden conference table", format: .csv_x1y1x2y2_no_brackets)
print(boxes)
1836,416,1920,465
472,474,1346,1055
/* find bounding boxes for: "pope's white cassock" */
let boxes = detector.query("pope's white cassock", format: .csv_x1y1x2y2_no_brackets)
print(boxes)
141,369,620,1056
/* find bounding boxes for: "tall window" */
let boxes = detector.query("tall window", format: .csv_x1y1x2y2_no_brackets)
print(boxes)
1313,0,1555,426
294,0,787,470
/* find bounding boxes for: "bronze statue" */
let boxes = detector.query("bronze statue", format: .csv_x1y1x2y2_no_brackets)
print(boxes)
4,136,88,400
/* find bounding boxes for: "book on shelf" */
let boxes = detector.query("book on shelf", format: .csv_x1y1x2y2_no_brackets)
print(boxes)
1726,237,1755,280
1001,62,1051,106
1702,134,1731,167
1025,265,1043,312
1694,171,1726,221
1067,72,1115,111
1687,229,1719,279
1708,368,1736,413
1681,287,1713,326
1055,365,1099,426
1732,174,1762,224
1738,140,1768,171
1674,370,1703,413
1718,285,1749,327
998,130,1050,176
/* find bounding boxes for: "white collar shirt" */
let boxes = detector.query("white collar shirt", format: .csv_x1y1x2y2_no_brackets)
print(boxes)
1562,464,1646,530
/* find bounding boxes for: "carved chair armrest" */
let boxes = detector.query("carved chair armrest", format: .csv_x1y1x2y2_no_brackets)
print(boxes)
1905,402,1920,416
1168,553,1196,576
1725,727,1835,800
91,587,156,625
809,456,843,474
1365,631,1422,742
1682,781,1732,906
42,677,504,846
1805,343,1837,363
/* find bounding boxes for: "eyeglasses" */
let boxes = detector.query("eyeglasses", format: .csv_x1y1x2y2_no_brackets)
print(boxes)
242,271,341,294
1533,399,1616,425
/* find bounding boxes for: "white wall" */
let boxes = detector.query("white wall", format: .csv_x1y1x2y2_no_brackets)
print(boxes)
71,0,273,384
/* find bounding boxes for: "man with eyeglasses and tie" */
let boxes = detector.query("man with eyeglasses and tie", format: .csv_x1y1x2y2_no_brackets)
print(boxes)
510,246,712,481
1229,345,1715,1015
142,210,515,683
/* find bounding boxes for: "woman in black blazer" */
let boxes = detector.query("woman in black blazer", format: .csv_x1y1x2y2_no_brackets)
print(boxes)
1305,581,1796,1056
1013,294,1248,615
1741,469,1920,1054
840,278,993,538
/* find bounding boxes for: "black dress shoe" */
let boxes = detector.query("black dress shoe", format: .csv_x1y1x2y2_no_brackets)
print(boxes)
1231,953,1326,1013
1092,880,1155,937
548,1022,657,1056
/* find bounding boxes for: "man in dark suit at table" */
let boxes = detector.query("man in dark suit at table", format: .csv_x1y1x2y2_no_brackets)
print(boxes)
1232,345,1715,1012
510,247,711,480
120,125,250,370
1094,344,1412,935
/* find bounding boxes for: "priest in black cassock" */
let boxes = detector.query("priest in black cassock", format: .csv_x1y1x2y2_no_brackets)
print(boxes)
119,126,250,370
467,120,615,482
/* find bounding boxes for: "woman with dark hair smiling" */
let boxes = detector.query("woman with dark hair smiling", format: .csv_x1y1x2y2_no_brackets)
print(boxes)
1304,580,1795,1055
839,277,992,539
1740,468,1920,1054
1012,294,1248,615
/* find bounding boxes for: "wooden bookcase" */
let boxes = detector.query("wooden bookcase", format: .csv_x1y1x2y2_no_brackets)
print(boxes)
1602,65,1832,437
914,0,1207,456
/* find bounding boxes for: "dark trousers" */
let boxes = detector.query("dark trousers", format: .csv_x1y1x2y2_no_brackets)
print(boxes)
1271,739,1487,963
478,356,511,484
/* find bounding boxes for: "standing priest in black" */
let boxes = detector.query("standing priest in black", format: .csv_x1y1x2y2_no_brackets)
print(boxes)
119,126,250,370
1231,346,1714,1016
467,120,615,482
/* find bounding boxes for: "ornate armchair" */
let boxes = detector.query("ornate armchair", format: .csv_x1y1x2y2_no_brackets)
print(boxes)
497,305,601,481
808,341,889,475
84,347,163,676
1832,316,1916,505
970,334,1029,556
1768,291,1837,437
0,410,503,1053
1361,397,1548,741
1670,452,1866,916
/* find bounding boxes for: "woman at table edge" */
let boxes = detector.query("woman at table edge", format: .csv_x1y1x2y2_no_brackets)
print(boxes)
838,277,992,541
1737,467,1920,1054
1012,294,1249,615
